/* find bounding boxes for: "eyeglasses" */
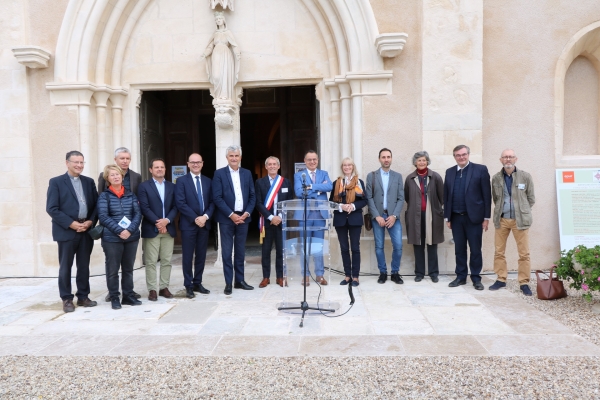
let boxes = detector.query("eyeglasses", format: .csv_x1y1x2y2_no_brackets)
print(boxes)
501,156,516,160
188,161,203,165
68,161,86,165
454,153,468,158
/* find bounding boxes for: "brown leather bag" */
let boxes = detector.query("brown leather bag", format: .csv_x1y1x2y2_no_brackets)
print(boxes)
535,267,568,300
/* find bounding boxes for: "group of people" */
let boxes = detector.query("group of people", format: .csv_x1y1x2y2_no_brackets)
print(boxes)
46,143,535,313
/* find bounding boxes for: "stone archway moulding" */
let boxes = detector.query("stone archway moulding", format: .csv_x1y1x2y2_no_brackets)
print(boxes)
554,20,600,167
45,0,408,176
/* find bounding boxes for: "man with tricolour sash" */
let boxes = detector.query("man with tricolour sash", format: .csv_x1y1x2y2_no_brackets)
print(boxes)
254,156,294,288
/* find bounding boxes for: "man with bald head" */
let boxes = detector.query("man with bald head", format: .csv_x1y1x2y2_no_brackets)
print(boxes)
175,153,215,298
488,149,535,296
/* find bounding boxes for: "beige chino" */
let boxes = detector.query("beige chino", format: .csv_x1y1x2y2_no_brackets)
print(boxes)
143,233,174,291
493,218,530,284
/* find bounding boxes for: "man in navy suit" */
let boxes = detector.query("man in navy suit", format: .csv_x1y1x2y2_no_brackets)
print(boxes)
212,145,256,295
255,156,294,288
293,150,333,285
175,153,215,299
46,151,99,313
443,144,492,290
137,158,178,301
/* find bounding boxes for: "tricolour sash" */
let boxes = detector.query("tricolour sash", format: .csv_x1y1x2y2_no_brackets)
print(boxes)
259,175,284,244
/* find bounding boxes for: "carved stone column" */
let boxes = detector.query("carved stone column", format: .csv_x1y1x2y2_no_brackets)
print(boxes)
326,82,342,170
110,93,126,151
337,80,352,160
93,91,111,172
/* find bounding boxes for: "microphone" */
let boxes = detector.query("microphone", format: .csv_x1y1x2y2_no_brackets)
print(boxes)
301,173,307,188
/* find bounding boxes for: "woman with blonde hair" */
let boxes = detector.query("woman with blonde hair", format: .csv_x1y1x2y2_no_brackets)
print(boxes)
97,164,142,309
329,157,368,286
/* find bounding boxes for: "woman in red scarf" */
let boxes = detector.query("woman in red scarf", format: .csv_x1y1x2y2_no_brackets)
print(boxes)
329,158,368,286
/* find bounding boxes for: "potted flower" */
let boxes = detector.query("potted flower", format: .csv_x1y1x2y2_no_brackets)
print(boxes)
555,245,600,302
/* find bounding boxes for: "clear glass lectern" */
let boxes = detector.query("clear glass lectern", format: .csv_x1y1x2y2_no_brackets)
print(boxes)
278,199,338,312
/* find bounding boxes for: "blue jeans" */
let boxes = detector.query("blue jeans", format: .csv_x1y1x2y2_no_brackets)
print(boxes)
372,213,403,273
299,216,326,276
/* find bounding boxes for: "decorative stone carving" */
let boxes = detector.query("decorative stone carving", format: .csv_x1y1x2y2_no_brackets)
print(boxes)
210,0,234,10
374,33,408,58
202,11,240,105
214,102,235,128
12,46,51,68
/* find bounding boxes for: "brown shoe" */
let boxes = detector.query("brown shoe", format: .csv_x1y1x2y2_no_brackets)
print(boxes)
76,298,97,307
301,276,310,286
316,276,328,285
62,299,75,313
276,278,286,287
148,290,157,301
158,288,173,299
259,278,270,288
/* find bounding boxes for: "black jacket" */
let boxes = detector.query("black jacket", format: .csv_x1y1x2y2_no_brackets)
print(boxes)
97,188,142,243
329,178,368,227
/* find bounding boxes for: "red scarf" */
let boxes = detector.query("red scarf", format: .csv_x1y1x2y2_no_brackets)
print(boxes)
109,185,125,198
417,168,428,211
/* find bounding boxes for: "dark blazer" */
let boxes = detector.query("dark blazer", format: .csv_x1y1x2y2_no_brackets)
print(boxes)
254,175,294,219
137,178,178,238
98,169,142,195
329,178,368,227
443,162,492,224
97,188,142,243
404,169,445,245
175,173,215,231
212,166,256,224
46,172,99,242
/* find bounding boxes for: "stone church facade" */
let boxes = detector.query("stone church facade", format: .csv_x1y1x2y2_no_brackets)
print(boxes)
1,0,600,277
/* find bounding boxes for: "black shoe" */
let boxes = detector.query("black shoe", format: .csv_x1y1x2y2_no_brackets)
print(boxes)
431,276,439,283
121,297,142,306
520,284,533,296
391,273,404,284
414,276,423,282
448,278,467,287
186,287,196,299
224,284,232,295
193,284,210,294
340,278,350,285
473,282,484,290
111,298,121,310
489,280,507,291
133,291,141,299
234,281,254,290
377,273,387,284
105,294,111,302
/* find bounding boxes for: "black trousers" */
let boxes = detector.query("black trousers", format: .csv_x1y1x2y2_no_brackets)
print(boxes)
413,212,439,278
335,224,361,278
102,240,139,299
220,222,250,285
451,213,483,282
57,232,94,300
181,227,210,288
261,223,283,279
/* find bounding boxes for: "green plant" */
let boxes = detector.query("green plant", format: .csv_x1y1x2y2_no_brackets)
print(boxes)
555,245,600,302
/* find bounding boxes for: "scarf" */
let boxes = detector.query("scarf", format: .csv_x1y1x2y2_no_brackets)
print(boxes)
333,175,362,204
109,185,125,198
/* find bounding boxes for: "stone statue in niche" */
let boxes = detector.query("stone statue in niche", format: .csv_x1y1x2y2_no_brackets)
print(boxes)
202,11,240,106
210,0,234,11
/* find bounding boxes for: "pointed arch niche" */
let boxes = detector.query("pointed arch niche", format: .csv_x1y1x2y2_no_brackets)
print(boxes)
555,21,600,166
46,0,407,178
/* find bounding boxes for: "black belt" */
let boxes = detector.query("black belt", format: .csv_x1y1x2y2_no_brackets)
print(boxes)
452,212,467,216
233,211,244,216
76,218,86,223
383,209,389,214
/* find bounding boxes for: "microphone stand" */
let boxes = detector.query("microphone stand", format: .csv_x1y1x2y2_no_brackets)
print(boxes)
278,174,335,327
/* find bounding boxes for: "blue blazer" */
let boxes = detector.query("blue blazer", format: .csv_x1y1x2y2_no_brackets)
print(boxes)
293,169,333,200
137,179,178,238
46,172,98,242
443,162,492,224
211,166,256,224
175,173,215,231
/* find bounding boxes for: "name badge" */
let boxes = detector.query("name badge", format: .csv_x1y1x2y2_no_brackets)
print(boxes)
518,184,526,190
119,216,131,229
282,188,288,193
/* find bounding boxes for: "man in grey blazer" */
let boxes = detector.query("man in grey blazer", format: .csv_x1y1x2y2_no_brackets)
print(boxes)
366,148,405,284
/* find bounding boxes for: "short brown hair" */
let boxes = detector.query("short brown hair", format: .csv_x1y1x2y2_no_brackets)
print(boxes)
102,164,125,183
149,158,165,169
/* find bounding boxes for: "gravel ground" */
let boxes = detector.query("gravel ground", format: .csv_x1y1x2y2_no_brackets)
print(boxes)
507,279,600,346
1,355,600,399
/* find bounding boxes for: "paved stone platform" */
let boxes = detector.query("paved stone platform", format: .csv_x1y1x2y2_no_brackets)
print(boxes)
1,254,598,357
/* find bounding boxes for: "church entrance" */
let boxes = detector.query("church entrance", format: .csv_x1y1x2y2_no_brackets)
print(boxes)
139,86,318,247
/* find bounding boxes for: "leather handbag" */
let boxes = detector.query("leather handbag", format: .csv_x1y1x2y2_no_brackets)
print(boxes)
88,224,104,240
535,267,568,300
363,171,375,231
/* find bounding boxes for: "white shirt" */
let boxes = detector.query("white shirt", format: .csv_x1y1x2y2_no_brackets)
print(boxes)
152,178,166,219
229,166,244,212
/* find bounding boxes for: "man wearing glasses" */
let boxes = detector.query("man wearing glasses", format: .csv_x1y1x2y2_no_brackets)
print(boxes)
443,145,491,290
488,149,535,296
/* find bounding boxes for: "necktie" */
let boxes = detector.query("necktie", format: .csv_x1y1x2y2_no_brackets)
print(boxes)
311,171,316,184
195,176,204,215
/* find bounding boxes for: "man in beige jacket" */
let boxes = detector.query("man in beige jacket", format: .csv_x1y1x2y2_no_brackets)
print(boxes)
488,149,536,295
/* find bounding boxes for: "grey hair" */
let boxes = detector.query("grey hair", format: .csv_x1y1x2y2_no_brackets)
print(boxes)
114,147,131,158
501,148,516,157
225,145,242,156
452,144,470,155
264,156,280,166
412,151,431,166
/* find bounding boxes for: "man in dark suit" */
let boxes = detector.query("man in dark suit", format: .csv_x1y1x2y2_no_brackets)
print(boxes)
443,144,492,290
255,156,294,288
98,147,142,301
175,153,215,298
212,145,256,295
137,158,178,301
46,151,99,313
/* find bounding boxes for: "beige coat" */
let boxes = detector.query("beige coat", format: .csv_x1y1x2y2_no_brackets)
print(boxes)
404,169,445,245
492,168,535,230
